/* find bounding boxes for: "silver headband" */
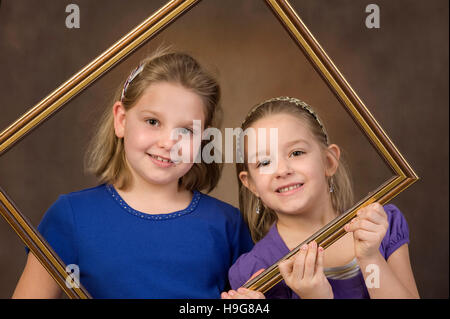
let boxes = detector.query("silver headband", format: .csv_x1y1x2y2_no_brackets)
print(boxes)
241,96,328,144
120,64,145,101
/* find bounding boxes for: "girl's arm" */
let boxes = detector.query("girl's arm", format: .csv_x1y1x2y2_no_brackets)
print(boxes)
345,203,420,299
12,253,64,299
358,244,419,298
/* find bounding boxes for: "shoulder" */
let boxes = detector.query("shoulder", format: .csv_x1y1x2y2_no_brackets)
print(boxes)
41,184,109,225
35,187,107,264
197,192,241,220
380,203,410,260
41,184,107,221
56,184,110,211
383,203,409,237
198,192,238,211
196,192,249,240
64,184,108,202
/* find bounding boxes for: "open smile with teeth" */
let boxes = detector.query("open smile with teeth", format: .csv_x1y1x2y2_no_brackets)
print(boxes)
149,154,173,163
276,183,303,193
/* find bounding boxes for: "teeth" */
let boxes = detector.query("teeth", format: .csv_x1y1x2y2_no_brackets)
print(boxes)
151,155,172,163
157,156,169,162
277,184,302,193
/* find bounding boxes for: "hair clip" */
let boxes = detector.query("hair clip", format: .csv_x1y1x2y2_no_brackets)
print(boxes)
120,64,145,101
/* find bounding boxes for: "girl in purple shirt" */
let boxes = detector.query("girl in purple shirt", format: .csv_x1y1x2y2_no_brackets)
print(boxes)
221,97,419,299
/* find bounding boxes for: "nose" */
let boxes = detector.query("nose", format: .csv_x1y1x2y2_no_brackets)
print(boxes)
157,128,177,151
275,158,294,179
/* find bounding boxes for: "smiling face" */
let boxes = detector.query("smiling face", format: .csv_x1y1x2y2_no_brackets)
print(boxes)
113,81,205,188
239,113,340,218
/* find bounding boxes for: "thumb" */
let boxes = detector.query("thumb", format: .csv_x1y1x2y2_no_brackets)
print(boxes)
278,259,293,281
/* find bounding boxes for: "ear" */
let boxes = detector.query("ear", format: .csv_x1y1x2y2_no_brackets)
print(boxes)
113,102,126,138
325,144,341,177
239,170,260,198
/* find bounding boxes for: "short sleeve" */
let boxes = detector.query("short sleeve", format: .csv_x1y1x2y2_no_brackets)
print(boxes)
229,208,254,266
25,195,77,266
380,204,410,260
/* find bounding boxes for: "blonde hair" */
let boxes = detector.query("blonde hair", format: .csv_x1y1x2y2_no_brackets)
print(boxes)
237,98,354,242
85,47,223,193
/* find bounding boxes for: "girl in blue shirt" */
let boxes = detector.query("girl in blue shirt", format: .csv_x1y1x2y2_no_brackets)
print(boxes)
13,48,253,299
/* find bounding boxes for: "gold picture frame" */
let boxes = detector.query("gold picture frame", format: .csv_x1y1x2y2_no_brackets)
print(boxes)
0,0,418,299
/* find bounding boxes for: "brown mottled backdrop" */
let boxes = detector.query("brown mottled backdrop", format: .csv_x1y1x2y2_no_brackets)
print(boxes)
0,0,448,298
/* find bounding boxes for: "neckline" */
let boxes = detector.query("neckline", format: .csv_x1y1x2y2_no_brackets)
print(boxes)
105,184,201,221
269,223,357,272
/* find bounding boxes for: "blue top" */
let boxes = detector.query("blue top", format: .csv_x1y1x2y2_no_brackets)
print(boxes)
228,204,410,299
28,184,254,299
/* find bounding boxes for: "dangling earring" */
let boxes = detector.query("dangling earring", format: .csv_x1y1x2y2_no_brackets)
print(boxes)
329,177,335,193
256,198,261,214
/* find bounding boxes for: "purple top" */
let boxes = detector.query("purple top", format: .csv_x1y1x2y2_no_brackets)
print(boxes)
228,204,410,299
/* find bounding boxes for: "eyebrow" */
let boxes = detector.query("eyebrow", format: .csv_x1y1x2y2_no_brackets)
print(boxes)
140,109,198,128
140,109,160,117
284,139,311,147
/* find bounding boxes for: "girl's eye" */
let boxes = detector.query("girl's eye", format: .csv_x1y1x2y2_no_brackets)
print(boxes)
290,150,305,157
179,128,193,135
146,119,160,127
257,159,271,168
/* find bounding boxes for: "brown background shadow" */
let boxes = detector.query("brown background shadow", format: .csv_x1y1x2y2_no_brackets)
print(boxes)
0,0,448,298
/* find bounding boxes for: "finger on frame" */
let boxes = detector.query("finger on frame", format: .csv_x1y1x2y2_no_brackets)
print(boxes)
237,287,265,299
226,289,247,299
357,206,386,225
351,218,380,233
247,268,265,282
303,241,318,279
314,245,325,276
291,244,308,279
221,291,231,299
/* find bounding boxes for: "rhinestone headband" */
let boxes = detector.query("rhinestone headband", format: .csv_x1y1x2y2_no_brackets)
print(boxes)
241,96,328,144
120,64,145,101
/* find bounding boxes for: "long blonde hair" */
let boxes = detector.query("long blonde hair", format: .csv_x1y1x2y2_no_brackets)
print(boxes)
85,47,223,192
237,97,354,242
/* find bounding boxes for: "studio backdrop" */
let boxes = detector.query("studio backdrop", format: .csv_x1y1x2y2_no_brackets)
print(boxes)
0,0,448,298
